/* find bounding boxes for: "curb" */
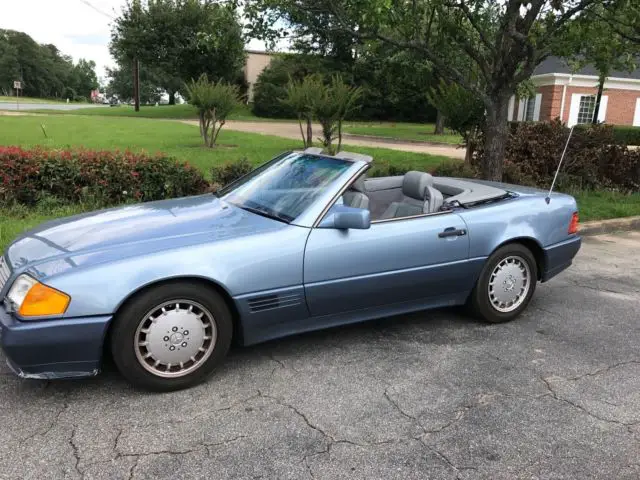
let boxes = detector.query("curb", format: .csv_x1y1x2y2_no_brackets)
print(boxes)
580,215,640,236
342,132,465,148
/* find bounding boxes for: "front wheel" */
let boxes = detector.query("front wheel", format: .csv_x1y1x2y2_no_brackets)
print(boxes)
468,243,538,323
110,281,233,391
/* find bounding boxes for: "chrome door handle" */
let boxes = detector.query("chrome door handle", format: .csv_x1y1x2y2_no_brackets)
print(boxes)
438,228,467,238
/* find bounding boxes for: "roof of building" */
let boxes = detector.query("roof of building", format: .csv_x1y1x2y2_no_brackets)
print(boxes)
533,56,640,80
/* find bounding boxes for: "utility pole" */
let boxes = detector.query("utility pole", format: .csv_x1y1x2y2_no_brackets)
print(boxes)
133,58,140,112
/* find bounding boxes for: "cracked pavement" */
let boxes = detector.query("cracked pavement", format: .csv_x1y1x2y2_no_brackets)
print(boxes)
0,231,639,479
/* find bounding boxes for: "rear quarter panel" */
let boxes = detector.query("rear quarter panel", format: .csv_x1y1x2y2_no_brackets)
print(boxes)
458,193,578,258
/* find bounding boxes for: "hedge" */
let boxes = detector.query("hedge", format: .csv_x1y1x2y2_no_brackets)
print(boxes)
478,120,640,192
0,147,209,206
610,125,640,146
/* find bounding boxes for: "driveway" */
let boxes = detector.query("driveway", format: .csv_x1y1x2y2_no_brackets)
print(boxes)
0,103,107,111
1,232,639,479
183,120,466,159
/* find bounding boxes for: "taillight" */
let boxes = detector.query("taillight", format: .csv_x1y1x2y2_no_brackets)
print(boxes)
568,212,579,234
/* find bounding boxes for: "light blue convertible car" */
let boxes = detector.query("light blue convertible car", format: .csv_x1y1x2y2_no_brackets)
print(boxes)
0,149,581,390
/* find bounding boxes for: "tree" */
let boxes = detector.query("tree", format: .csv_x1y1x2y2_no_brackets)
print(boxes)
185,75,240,148
110,0,246,104
330,75,363,152
556,5,637,123
0,29,98,100
601,0,640,45
106,65,163,103
427,80,484,163
71,59,99,100
305,74,363,154
245,0,612,181
281,75,322,148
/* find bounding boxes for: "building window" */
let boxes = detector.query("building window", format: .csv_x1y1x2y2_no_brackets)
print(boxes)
577,95,596,124
524,96,536,121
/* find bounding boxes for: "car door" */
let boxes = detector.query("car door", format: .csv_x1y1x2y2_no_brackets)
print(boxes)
303,211,473,317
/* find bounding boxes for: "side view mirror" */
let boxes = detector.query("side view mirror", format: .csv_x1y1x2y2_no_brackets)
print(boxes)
319,205,371,230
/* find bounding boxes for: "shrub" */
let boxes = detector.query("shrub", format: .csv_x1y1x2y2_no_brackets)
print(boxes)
474,120,640,192
210,158,253,188
430,161,481,179
0,147,209,206
611,125,640,146
185,75,240,147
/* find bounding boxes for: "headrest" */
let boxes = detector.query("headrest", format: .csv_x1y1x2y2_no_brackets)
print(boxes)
402,171,434,200
351,175,366,193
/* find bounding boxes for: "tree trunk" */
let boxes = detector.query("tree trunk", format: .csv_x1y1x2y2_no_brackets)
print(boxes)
482,96,510,181
297,115,306,147
199,111,205,139
592,73,605,124
464,138,475,165
212,120,225,146
306,117,313,148
337,119,343,153
434,110,445,135
169,91,176,106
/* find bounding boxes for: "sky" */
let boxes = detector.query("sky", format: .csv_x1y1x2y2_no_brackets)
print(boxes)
0,0,270,83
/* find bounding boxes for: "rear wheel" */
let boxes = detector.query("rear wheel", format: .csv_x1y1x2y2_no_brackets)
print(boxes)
110,281,232,391
468,243,538,323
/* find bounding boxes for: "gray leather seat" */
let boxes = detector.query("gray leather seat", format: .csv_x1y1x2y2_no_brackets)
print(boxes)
380,171,444,219
342,175,369,210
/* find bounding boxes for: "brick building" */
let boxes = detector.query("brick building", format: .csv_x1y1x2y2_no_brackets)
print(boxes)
509,57,640,127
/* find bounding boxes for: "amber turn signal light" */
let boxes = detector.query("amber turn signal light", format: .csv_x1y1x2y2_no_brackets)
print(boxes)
18,282,71,317
568,212,579,234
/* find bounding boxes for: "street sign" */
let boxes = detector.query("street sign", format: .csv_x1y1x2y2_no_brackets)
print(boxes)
13,80,21,90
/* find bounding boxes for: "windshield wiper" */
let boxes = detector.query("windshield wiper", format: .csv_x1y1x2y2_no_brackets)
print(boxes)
235,204,289,224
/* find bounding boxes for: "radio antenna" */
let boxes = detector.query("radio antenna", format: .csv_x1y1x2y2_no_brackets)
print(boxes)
546,126,574,204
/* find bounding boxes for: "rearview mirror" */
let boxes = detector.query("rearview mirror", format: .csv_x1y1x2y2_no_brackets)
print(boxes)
319,205,371,230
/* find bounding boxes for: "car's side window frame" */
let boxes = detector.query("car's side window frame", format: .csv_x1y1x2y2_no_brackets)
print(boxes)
312,164,371,228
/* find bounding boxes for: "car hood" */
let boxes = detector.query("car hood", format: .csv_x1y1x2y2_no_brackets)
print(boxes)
5,195,284,277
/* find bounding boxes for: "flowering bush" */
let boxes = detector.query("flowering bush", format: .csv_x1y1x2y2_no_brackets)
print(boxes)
0,147,209,206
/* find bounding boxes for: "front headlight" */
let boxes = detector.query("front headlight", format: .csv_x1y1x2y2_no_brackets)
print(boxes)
7,275,71,317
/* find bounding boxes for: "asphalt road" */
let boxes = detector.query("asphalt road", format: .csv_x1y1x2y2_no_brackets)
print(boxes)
0,102,107,111
0,232,639,479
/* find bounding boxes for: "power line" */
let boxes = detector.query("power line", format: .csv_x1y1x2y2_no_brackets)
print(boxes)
78,0,115,20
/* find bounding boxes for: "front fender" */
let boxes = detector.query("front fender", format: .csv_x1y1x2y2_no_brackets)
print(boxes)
39,226,309,319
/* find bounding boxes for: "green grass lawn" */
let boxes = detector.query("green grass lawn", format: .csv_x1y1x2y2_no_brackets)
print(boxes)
32,103,280,122
572,190,640,222
342,122,463,145
0,115,453,251
34,104,463,144
0,95,78,104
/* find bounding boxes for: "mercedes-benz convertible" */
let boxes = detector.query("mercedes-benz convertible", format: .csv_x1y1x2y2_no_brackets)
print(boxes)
0,149,581,391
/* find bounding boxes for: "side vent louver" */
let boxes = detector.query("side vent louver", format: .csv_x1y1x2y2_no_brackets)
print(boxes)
248,293,301,313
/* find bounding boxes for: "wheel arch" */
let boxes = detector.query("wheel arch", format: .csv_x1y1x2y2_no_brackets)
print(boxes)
102,276,244,361
491,237,546,280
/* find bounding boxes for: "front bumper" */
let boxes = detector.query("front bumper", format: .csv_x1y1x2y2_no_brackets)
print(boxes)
0,305,111,379
541,236,582,282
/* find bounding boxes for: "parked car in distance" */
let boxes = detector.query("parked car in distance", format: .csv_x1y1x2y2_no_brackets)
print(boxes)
0,149,581,391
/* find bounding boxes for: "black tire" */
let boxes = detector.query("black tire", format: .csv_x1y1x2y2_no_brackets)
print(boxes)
467,243,538,323
110,281,233,392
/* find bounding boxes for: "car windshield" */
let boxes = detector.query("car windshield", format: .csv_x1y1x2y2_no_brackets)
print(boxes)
220,152,352,223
